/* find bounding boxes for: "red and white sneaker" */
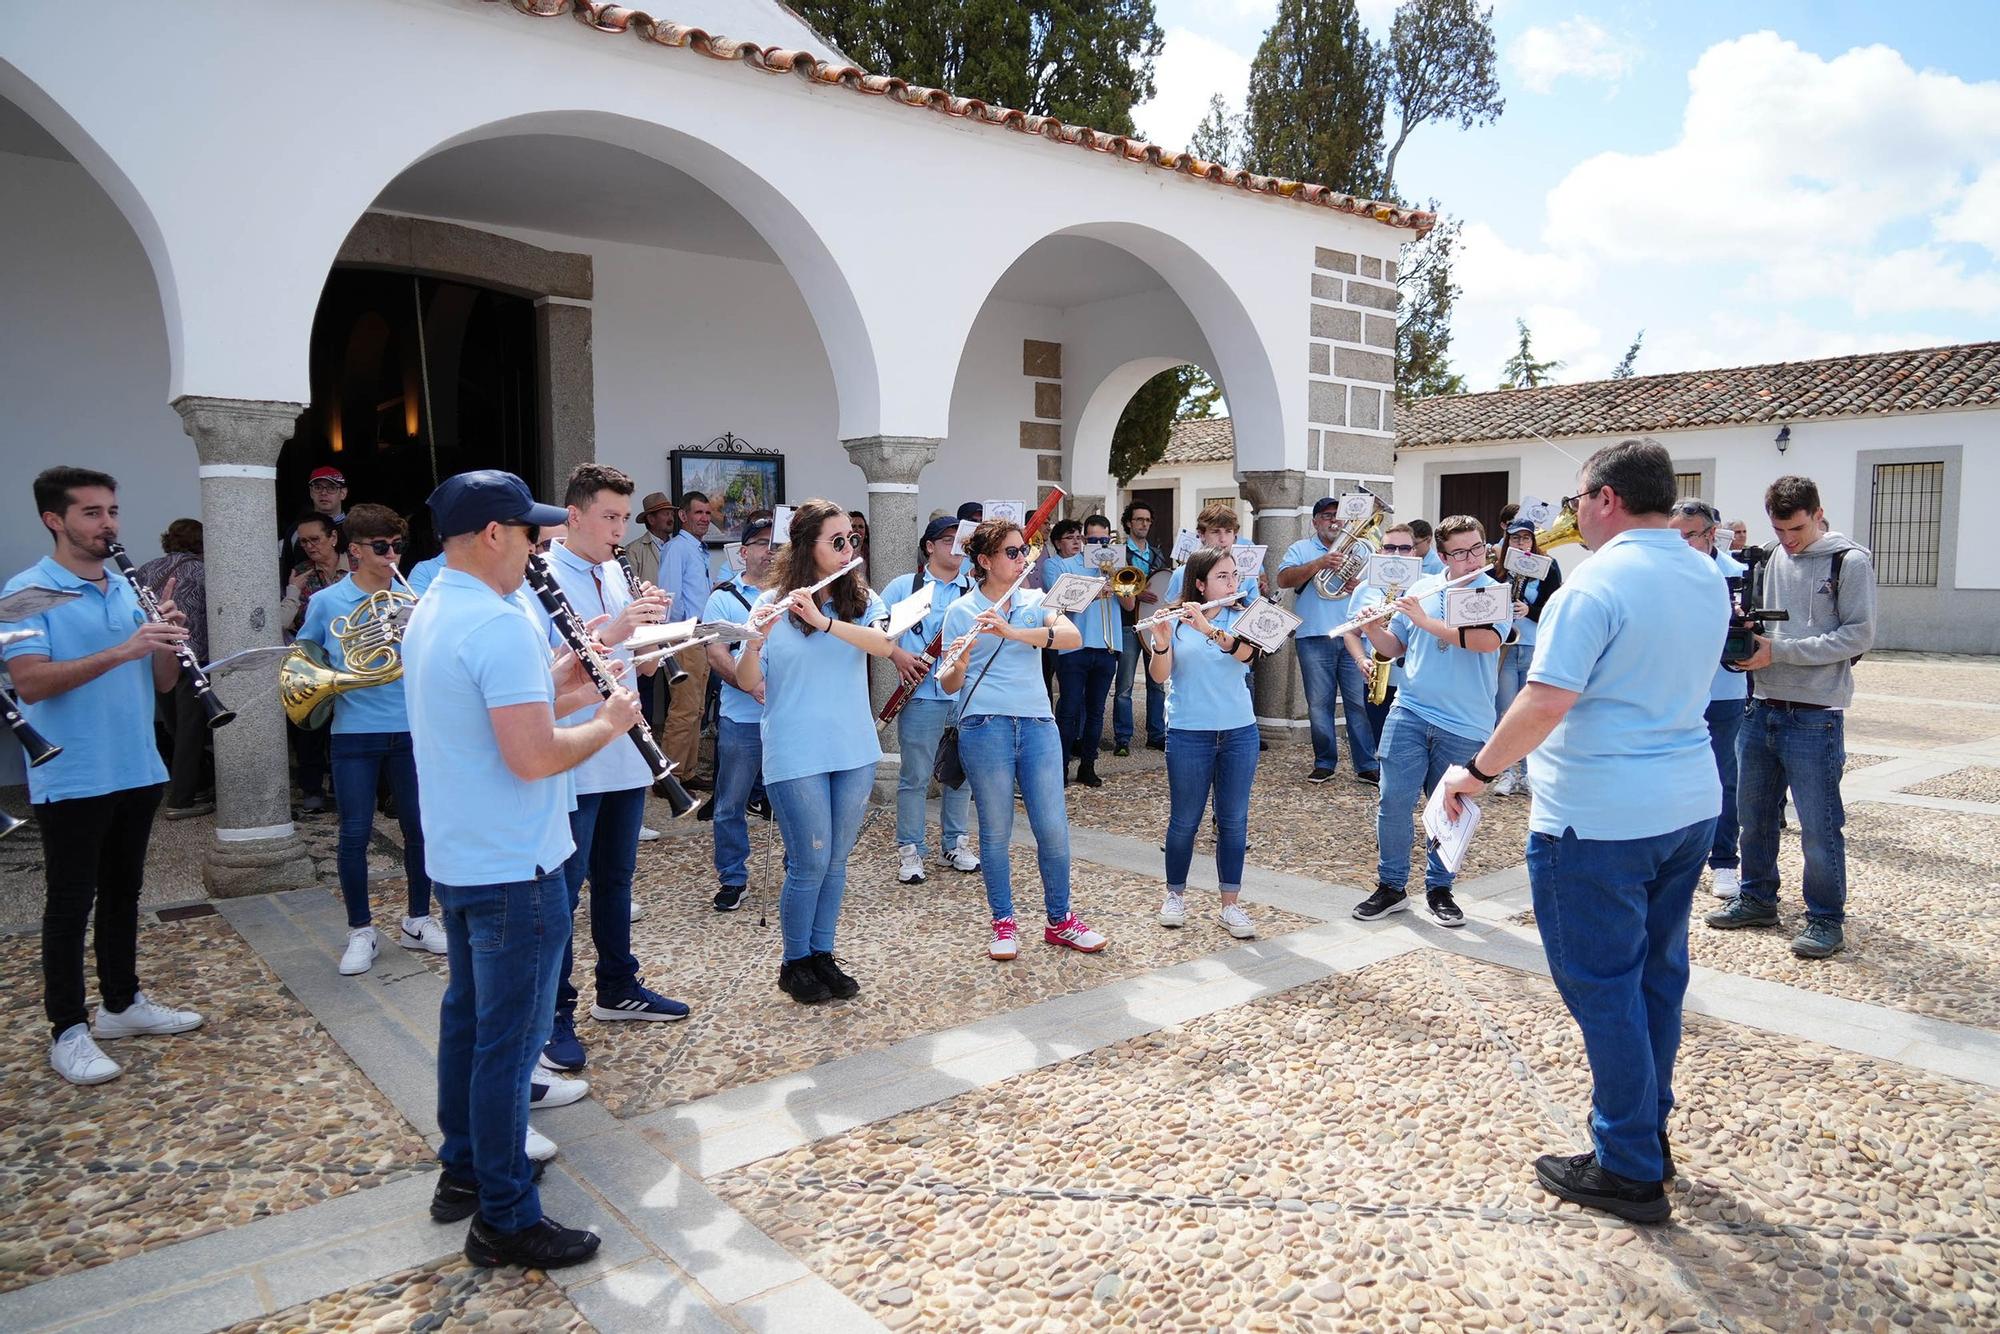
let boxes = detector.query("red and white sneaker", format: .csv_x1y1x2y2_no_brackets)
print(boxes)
1044,913,1107,953
988,917,1020,961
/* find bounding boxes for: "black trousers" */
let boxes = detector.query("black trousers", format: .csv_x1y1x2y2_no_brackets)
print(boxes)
38,783,164,1038
159,677,211,807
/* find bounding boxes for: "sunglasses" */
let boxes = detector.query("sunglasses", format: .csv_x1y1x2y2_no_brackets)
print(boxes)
999,544,1032,560
1378,542,1415,554
824,533,857,551
361,538,405,556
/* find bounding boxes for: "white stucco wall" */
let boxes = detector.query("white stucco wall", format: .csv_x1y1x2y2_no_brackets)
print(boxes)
939,296,1063,522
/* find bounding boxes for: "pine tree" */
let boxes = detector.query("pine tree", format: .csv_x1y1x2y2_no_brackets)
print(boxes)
1381,0,1503,200
1612,330,1645,379
1243,0,1386,196
1498,319,1562,389
1397,213,1468,398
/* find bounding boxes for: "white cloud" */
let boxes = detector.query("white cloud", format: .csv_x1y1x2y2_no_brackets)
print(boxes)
1454,221,1595,307
1756,245,2000,318
1639,314,1964,376
1134,26,1253,151
1507,18,1632,95
1936,162,2000,255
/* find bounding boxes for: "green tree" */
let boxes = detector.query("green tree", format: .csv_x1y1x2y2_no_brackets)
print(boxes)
1396,212,1467,398
1243,0,1385,196
1187,93,1244,163
1108,365,1224,486
1612,329,1645,379
1381,0,1503,200
795,1,1162,134
1498,318,1562,389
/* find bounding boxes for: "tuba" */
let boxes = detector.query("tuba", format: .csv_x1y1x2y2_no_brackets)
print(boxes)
280,585,417,727
1312,489,1392,599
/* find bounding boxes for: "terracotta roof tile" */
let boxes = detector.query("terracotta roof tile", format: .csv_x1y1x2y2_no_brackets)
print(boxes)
1159,417,1235,465
1398,341,2000,449
492,1,1434,236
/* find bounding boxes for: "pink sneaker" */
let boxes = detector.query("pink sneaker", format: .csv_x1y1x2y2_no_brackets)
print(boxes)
1044,913,1106,953
988,917,1019,961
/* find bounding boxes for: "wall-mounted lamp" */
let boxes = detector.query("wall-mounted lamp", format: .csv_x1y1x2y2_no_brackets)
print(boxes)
1775,425,1791,453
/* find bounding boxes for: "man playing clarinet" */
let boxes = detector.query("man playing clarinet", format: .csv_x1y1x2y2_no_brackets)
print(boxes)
4,467,204,1086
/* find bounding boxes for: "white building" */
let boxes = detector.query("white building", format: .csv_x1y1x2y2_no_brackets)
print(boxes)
0,0,1426,890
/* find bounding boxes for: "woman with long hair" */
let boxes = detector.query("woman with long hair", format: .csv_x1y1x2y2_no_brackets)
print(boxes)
939,518,1107,961
733,500,897,1004
1143,545,1262,939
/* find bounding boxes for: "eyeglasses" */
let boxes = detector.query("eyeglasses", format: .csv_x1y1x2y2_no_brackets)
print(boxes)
824,533,856,551
361,539,405,556
1559,487,1603,513
308,480,344,491
1378,542,1415,554
1442,544,1488,561
743,538,771,551
1000,544,1032,560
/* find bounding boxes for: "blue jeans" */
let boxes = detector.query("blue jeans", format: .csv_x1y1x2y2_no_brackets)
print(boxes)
1528,819,1713,1182
959,714,1070,922
713,717,762,888
766,764,873,962
1115,626,1166,746
1374,704,1485,892
1493,643,1535,780
329,730,430,928
557,787,644,1014
1055,648,1118,762
895,697,970,857
1165,724,1260,891
434,868,568,1231
1704,697,1745,869
1737,701,1847,922
1295,635,1377,773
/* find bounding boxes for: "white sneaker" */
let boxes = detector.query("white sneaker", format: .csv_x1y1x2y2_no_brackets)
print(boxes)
988,917,1019,961
1711,866,1741,899
629,898,646,922
51,1023,121,1085
530,1064,591,1110
1491,770,1519,797
1219,903,1257,939
941,835,980,873
897,843,927,884
525,1125,558,1162
339,926,379,976
1158,892,1187,928
400,916,447,954
93,990,203,1036
637,825,661,842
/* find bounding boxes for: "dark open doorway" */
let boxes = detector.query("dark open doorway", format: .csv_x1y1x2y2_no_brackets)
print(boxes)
1438,471,1511,546
283,268,540,559
1124,486,1174,539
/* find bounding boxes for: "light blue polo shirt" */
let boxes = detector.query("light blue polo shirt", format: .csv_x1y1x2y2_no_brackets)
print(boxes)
1707,547,1748,702
704,575,765,726
1163,606,1255,733
1421,548,1446,575
940,585,1058,720
1526,528,1727,841
880,567,974,703
546,542,652,795
295,575,410,735
1165,541,1260,604
1278,534,1352,636
402,567,573,884
1509,575,1544,649
1347,584,1406,690
1048,552,1121,654
2,556,168,802
754,587,887,783
406,554,445,596
1387,572,1512,742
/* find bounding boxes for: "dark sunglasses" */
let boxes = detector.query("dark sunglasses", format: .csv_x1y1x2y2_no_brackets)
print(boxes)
361,539,405,556
1378,542,1415,554
1000,544,1032,560
824,533,857,551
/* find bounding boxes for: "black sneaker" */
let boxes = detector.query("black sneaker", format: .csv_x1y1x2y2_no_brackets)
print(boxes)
714,884,746,912
1425,889,1465,928
1704,897,1779,930
778,958,831,1004
1533,1151,1670,1223
1791,918,1846,959
465,1214,602,1269
696,800,715,823
810,951,860,999
1145,738,1166,752
431,1166,544,1223
1114,744,1130,757
1307,767,1335,784
1076,762,1104,788
748,794,773,822
1357,770,1381,787
1352,886,1408,921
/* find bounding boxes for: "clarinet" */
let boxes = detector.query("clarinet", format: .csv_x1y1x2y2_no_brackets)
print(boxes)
105,542,235,729
612,544,687,686
0,681,61,766
524,557,701,820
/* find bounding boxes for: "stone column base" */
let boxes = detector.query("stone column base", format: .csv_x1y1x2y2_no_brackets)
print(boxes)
203,833,317,899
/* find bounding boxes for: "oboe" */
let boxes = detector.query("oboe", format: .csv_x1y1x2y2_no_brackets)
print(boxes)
524,557,702,820
611,543,686,686
105,541,235,729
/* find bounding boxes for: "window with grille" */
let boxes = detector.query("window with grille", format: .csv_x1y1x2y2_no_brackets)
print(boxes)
1673,471,1705,501
1869,462,1945,587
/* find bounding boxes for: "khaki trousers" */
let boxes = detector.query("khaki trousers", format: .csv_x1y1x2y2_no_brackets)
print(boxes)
662,646,711,778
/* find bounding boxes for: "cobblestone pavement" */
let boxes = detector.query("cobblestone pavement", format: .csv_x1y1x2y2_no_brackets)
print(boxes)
718,951,2000,1332
212,1257,593,1333
0,915,433,1294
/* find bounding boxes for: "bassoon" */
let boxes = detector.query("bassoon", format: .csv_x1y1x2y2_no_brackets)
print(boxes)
878,486,1065,723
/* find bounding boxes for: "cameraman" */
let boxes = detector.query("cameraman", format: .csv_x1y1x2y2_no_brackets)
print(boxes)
1704,475,1875,960
1669,499,1747,900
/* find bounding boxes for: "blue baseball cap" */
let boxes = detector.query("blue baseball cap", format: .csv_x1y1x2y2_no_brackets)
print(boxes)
922,515,961,547
426,470,568,539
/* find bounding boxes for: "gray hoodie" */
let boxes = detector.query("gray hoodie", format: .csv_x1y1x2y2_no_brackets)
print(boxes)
1753,531,1876,709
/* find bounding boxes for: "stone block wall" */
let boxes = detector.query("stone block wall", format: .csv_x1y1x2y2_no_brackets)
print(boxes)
1306,247,1398,484
1020,339,1064,515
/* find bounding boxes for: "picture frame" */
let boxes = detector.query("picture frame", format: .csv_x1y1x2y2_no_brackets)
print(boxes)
669,434,785,546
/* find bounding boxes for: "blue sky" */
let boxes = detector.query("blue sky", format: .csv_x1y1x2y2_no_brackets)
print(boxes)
1133,0,2000,388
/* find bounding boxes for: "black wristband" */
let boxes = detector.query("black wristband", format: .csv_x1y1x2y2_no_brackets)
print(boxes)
1465,758,1497,784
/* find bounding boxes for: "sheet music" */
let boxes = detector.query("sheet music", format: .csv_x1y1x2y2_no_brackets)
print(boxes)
1422,785,1482,876
886,583,939,638
1042,572,1107,614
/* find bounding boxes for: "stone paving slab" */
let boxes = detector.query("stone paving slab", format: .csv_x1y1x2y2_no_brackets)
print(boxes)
717,950,2000,1332
0,915,432,1298
210,1256,593,1334
1844,699,2000,751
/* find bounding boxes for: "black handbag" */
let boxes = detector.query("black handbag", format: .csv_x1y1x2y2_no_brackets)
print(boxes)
931,632,1004,790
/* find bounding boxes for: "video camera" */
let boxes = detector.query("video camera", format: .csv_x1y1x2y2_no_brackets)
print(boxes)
1722,544,1787,668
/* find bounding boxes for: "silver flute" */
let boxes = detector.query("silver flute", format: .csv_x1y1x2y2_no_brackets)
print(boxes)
1323,568,1485,638
1133,590,1246,633
934,562,1037,680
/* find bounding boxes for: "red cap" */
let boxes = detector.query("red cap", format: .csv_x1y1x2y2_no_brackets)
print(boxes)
309,466,346,484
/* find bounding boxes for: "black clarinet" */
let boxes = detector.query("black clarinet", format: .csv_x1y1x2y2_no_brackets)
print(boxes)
612,544,687,686
105,542,235,729
524,557,701,820
0,681,60,766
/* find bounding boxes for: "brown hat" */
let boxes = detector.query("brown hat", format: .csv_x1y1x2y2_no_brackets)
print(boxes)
640,492,675,515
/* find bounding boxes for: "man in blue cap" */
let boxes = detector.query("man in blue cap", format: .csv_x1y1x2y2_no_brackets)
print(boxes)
402,469,643,1270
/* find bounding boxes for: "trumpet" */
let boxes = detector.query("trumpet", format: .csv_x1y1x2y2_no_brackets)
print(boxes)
934,560,1037,682
612,544,685,687
1109,564,1147,598
106,542,234,729
1133,591,1246,634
